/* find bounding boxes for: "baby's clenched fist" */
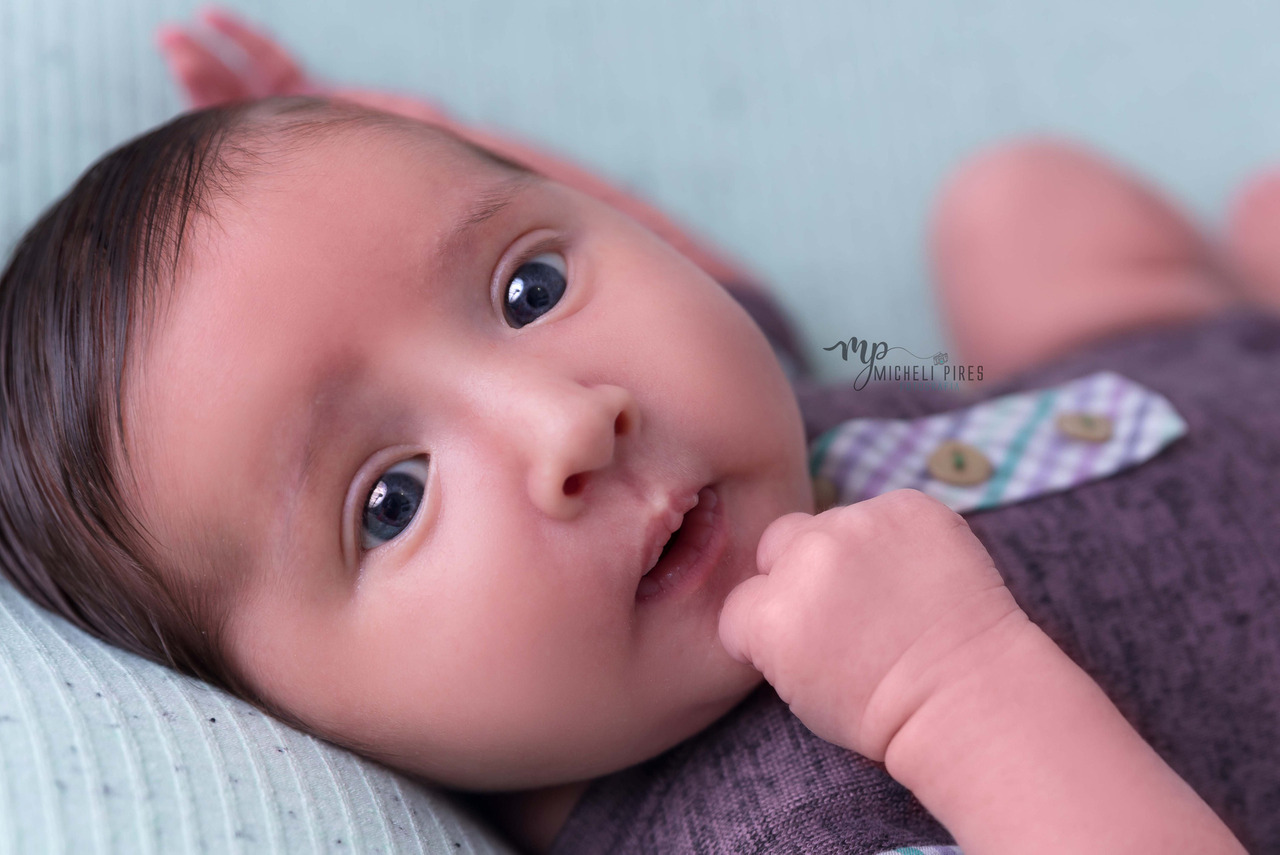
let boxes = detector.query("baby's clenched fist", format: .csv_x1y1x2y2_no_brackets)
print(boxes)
718,488,1028,761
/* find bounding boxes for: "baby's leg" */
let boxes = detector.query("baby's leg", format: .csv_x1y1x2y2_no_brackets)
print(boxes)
930,139,1241,382
1225,168,1280,313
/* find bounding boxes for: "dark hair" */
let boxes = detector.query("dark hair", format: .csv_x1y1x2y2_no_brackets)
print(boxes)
0,95,534,739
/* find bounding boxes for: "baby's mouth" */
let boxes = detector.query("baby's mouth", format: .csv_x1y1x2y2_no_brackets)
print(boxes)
636,485,724,602
645,526,683,576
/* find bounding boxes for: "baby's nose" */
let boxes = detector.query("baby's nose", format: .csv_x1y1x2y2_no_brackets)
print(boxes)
513,380,639,519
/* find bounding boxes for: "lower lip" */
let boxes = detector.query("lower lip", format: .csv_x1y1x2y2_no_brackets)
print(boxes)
636,484,728,604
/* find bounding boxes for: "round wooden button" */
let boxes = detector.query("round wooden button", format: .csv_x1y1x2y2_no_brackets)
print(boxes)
1055,411,1113,443
926,440,993,486
812,475,839,513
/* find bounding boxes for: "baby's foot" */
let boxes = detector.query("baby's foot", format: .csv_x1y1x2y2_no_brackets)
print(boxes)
1225,168,1280,313
156,6,455,126
155,6,323,108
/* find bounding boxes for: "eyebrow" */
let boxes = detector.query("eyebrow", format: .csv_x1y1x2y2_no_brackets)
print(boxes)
281,171,544,546
437,171,543,268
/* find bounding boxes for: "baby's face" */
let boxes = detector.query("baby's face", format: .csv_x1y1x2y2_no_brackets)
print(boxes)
127,121,813,791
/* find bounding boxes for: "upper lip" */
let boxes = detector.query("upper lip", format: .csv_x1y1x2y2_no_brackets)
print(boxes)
638,486,704,577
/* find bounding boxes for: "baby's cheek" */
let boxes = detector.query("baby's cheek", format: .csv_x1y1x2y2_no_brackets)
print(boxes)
711,302,807,450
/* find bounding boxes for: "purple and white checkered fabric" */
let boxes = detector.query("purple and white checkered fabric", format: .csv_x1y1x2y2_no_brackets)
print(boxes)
808,371,1188,514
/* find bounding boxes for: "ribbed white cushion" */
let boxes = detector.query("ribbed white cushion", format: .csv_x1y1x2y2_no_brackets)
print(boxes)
0,579,515,854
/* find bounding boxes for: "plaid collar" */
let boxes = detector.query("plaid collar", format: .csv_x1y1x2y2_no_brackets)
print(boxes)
808,371,1188,515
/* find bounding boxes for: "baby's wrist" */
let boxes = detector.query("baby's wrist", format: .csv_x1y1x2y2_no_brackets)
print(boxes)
857,584,1030,759
878,613,1047,791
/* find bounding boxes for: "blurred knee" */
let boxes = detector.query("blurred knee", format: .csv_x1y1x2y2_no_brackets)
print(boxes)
933,138,1126,257
934,138,1096,215
930,136,1204,276
926,138,1225,380
1225,168,1280,311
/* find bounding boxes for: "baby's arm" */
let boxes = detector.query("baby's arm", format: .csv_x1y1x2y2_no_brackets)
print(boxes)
718,489,1246,854
884,597,1245,853
156,7,762,291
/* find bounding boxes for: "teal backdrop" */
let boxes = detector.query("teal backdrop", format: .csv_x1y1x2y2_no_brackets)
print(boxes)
3,0,1278,378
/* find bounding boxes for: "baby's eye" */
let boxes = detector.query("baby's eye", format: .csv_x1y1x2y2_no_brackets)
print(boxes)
360,456,429,551
503,251,567,329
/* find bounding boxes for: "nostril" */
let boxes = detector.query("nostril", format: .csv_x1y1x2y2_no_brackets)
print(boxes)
563,473,584,496
614,411,630,435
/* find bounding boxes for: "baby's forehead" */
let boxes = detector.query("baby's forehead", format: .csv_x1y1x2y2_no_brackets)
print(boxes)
146,108,536,366
246,110,532,198
178,115,535,296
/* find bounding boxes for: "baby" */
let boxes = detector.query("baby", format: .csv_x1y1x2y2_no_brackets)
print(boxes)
1,8,1274,854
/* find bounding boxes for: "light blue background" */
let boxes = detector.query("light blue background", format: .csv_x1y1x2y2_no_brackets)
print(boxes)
4,0,1279,382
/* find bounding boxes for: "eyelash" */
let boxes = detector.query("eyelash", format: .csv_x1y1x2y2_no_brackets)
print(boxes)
349,235,570,563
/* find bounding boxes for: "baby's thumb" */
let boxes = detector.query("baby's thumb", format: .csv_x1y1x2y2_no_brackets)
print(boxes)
717,573,770,667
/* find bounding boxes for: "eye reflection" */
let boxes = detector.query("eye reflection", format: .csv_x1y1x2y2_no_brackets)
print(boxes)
360,456,429,550
503,251,567,328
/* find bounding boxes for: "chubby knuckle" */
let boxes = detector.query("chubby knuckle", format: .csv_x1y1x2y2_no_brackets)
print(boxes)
858,488,926,529
935,503,972,534
888,487,939,513
757,512,812,563
821,502,876,539
791,527,846,568
778,511,816,540
866,488,922,520
882,486,924,505
886,488,970,530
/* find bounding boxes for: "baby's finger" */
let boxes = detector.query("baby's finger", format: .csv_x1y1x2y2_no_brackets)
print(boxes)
155,25,249,108
717,572,770,667
754,512,813,576
198,6,316,96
